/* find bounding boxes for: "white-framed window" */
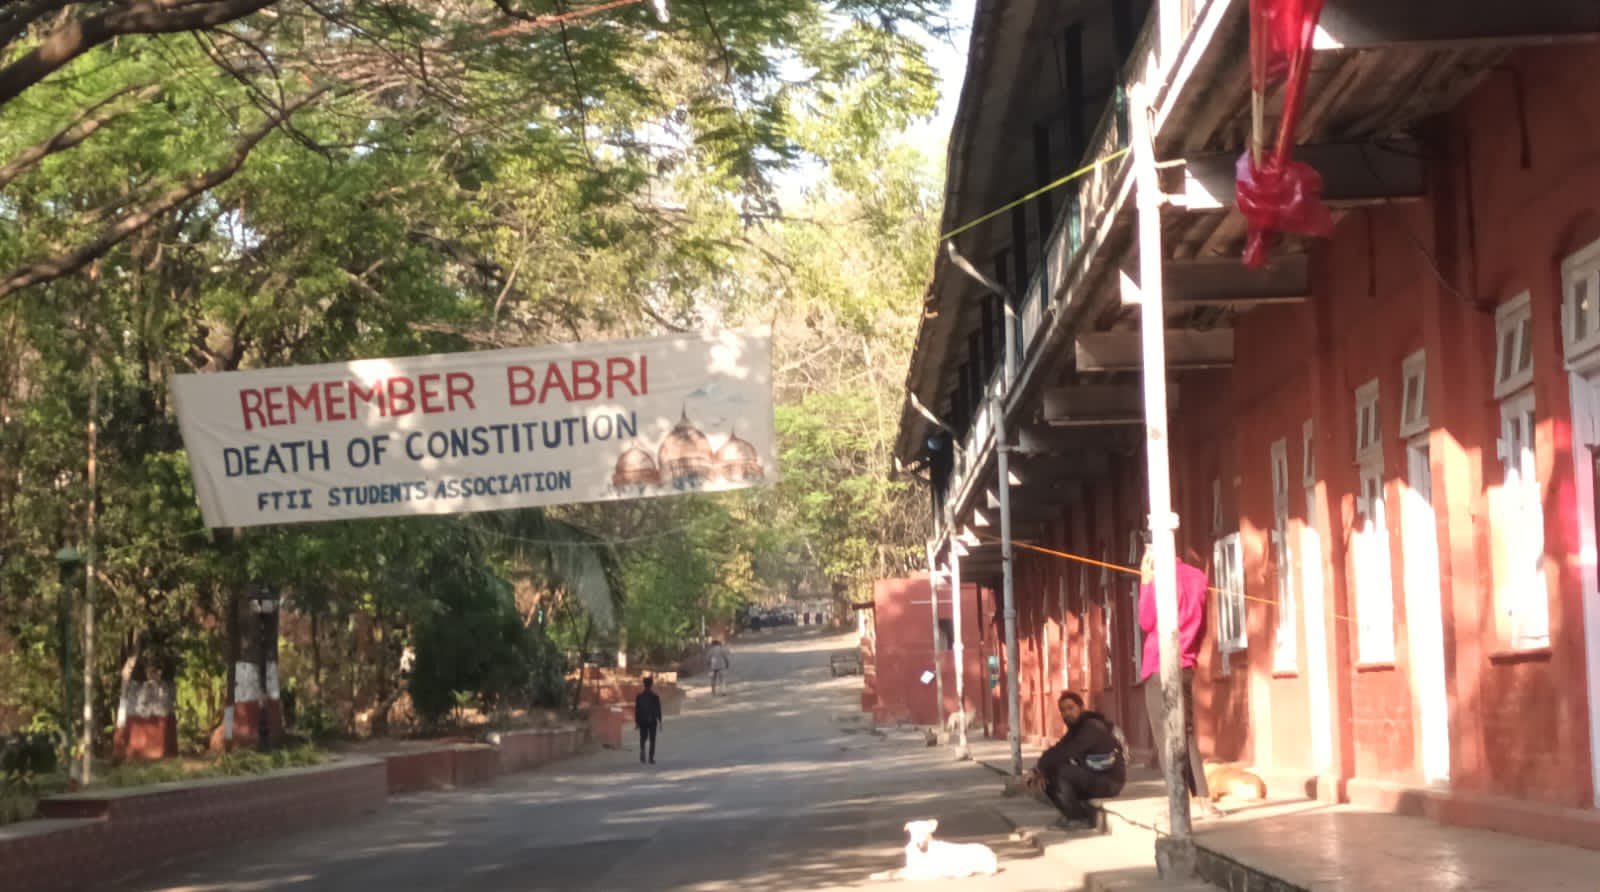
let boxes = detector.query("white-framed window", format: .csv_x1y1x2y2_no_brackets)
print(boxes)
1355,378,1381,463
1301,486,1324,652
1058,573,1070,689
1301,419,1324,677
1214,533,1247,671
1040,593,1050,689
1399,350,1429,439
1494,293,1535,399
1271,439,1297,673
1302,419,1316,488
1564,238,1600,363
1101,544,1114,690
1077,561,1090,682
1355,464,1396,663
1497,388,1549,648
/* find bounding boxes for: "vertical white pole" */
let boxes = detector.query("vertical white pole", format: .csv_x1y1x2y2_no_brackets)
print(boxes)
1132,82,1193,853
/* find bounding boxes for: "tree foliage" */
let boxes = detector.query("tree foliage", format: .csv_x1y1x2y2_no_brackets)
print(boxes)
0,0,949,747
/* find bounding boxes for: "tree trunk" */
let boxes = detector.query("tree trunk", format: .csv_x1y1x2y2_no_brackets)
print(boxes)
370,606,390,738
570,616,594,712
309,609,322,698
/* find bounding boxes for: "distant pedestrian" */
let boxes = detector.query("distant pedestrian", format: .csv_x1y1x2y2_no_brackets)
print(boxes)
707,640,731,696
1138,544,1218,817
635,676,662,764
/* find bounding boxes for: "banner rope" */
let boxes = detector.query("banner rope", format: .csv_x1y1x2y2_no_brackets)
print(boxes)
938,147,1130,243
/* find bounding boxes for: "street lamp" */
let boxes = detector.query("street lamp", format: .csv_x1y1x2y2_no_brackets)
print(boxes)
247,583,281,753
54,546,81,768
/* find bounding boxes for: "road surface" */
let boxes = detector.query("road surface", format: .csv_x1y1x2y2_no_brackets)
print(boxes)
123,629,1065,891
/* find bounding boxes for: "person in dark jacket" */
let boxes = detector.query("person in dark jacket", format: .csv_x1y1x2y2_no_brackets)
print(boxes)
635,676,663,764
1021,692,1126,827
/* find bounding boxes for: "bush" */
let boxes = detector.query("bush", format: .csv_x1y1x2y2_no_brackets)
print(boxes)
294,699,340,743
0,732,64,826
408,569,567,728
1,732,58,782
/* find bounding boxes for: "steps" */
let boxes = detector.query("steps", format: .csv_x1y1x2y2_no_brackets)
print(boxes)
1087,870,1221,892
990,778,1225,892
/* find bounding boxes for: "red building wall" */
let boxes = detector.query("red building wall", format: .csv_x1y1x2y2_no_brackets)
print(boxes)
867,574,985,728
1428,42,1599,807
914,41,1600,841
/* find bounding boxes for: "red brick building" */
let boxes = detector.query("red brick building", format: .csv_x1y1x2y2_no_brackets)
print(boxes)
894,0,1600,848
862,574,985,729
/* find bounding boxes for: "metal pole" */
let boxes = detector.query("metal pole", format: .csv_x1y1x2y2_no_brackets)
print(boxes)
1132,82,1194,860
81,346,97,786
949,541,969,758
925,540,946,737
994,394,1022,778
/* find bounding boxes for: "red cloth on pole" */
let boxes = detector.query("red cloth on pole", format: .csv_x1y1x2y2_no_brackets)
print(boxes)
1239,0,1331,268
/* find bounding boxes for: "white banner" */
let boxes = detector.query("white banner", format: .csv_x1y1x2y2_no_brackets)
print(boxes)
171,331,775,528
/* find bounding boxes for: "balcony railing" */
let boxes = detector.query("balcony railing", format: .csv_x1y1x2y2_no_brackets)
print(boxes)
939,1,1213,527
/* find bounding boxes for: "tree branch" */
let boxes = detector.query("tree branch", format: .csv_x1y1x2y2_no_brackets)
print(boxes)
0,0,277,108
0,0,73,57
0,88,324,300
0,82,160,190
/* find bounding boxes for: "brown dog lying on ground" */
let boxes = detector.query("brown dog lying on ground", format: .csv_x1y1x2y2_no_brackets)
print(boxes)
1203,761,1267,802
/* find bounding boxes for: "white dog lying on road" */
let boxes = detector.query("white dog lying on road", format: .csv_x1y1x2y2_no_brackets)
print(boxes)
871,819,998,881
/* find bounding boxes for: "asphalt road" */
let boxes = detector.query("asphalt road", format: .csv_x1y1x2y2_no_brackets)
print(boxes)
123,629,1066,891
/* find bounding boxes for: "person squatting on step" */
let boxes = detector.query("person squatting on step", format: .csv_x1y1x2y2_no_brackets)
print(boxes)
1021,691,1127,828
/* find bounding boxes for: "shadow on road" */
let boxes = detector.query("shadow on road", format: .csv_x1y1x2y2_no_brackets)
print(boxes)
120,629,1055,892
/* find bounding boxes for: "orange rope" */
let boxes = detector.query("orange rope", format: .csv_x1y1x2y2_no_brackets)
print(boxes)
486,0,647,38
974,534,1364,627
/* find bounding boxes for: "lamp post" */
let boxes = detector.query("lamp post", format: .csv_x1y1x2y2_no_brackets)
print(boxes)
54,546,81,767
247,583,280,753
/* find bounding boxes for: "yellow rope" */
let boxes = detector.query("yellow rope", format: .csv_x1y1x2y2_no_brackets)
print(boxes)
939,148,1130,243
976,534,1364,628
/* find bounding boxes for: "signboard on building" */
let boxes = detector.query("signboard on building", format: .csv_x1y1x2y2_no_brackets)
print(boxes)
172,330,775,528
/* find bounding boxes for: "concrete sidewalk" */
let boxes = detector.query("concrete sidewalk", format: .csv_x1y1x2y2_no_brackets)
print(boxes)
931,737,1212,892
963,737,1600,891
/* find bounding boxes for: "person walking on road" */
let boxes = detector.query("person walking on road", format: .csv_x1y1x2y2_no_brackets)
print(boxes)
707,640,731,696
635,676,662,764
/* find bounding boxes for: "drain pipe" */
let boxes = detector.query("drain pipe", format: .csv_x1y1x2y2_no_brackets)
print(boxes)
946,241,1023,777
925,539,947,737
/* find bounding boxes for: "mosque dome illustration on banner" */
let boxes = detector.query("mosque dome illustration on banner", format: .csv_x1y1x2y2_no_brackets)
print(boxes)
712,432,764,483
611,446,661,490
658,410,714,488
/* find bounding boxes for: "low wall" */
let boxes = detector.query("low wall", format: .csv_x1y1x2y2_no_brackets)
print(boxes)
580,680,684,717
2,725,592,892
5,758,386,892
589,707,630,748
384,727,585,793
